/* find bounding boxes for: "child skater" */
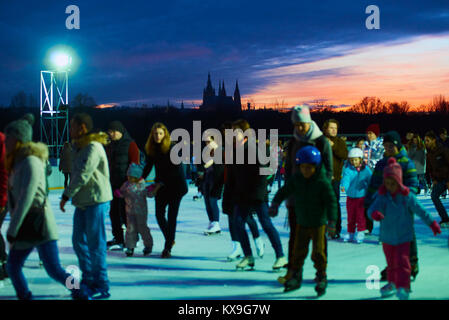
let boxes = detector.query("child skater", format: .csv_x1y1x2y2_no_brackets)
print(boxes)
269,146,337,297
368,157,441,300
114,163,153,257
340,148,372,243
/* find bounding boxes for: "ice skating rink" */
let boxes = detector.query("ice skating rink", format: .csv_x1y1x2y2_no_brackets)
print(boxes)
1,184,449,300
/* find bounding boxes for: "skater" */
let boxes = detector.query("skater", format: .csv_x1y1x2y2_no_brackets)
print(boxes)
225,119,286,271
340,148,372,243
221,122,265,261
4,114,84,300
364,130,420,282
438,128,449,148
323,119,348,239
200,136,224,235
106,121,141,251
364,124,384,170
114,163,153,257
269,146,337,296
424,131,449,227
368,157,441,300
407,134,428,195
141,122,188,258
60,113,113,299
282,105,333,277
59,141,73,188
0,131,7,281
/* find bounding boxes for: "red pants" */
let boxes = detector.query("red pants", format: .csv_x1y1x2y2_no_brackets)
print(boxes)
382,242,411,290
346,197,366,233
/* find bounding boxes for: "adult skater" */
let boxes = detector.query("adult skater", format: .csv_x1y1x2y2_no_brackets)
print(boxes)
364,124,384,170
60,113,112,299
5,114,83,300
323,119,348,239
141,122,188,258
106,121,141,251
225,119,286,271
0,131,7,281
364,130,420,282
407,134,428,195
59,141,73,189
281,105,332,278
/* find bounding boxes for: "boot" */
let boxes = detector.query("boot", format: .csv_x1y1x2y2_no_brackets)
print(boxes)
315,272,328,296
343,233,355,243
227,241,243,261
272,256,288,270
355,231,365,244
236,256,255,270
380,282,396,298
284,270,302,292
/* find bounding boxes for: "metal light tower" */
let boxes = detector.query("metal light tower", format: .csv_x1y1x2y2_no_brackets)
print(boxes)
40,52,71,160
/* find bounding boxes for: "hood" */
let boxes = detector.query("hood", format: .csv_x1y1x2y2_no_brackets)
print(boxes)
75,132,110,149
15,142,49,165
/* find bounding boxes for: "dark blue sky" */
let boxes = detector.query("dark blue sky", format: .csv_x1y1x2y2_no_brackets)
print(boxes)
0,0,448,107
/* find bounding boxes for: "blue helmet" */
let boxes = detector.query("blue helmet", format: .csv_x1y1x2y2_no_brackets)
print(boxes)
295,146,322,165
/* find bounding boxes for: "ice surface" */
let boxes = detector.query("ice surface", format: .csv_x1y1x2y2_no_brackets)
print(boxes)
1,184,448,300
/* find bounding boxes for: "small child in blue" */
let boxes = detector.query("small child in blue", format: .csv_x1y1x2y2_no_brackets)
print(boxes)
340,148,372,243
114,163,153,257
368,157,441,300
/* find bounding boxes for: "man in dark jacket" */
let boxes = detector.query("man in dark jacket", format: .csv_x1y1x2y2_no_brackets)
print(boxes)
424,131,449,227
323,119,348,238
106,121,141,250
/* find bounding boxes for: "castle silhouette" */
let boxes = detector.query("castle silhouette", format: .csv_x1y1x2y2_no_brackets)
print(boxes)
200,73,242,113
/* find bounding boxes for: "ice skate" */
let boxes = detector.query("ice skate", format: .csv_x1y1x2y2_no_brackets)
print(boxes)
204,221,221,235
125,248,134,257
236,256,255,271
396,287,410,300
227,241,243,261
254,237,265,258
314,274,327,297
355,231,365,244
284,271,302,292
343,233,355,243
143,247,152,256
380,282,396,298
272,256,288,271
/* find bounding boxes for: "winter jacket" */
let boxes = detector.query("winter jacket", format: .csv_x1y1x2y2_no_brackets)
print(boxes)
106,131,140,188
6,142,59,250
63,132,113,210
328,135,348,181
407,145,426,175
119,180,148,216
368,188,433,245
426,143,449,183
202,162,225,199
223,140,269,208
340,164,372,199
142,143,188,198
59,143,73,173
364,137,384,170
272,165,337,227
284,121,333,206
0,132,7,208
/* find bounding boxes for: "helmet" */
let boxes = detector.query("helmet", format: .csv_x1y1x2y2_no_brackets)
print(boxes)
295,146,322,165
348,148,364,159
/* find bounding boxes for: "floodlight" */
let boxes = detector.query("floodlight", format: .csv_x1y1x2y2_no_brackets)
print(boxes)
50,52,72,70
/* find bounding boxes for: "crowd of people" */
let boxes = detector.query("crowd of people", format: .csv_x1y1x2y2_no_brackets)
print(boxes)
0,105,448,300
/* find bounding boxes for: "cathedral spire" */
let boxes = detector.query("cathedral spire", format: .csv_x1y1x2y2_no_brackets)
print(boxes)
234,80,241,110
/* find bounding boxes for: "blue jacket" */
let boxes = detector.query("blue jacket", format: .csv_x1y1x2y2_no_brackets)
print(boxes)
340,164,372,199
368,190,433,245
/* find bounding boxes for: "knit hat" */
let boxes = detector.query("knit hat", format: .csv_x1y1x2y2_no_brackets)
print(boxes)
291,105,312,124
348,147,364,159
5,113,35,143
108,121,126,134
380,157,409,195
127,163,143,178
366,124,380,137
383,130,402,149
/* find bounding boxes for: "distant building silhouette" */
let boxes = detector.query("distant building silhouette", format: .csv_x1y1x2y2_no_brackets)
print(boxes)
200,73,241,113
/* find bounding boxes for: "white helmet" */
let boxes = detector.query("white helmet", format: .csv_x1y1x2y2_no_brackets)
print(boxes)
348,147,364,159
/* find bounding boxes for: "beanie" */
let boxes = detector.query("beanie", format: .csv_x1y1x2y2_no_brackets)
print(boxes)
381,157,409,195
108,121,126,134
4,113,35,143
291,105,312,124
366,123,380,137
383,131,403,149
127,163,143,179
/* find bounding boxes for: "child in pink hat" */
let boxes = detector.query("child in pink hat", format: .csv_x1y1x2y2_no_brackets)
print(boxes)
368,157,441,300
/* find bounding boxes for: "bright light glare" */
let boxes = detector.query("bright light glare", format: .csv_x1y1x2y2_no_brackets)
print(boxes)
51,52,72,69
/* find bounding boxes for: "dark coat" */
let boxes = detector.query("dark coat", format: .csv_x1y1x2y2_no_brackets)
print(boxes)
202,163,225,199
328,136,348,181
426,143,449,183
106,131,136,188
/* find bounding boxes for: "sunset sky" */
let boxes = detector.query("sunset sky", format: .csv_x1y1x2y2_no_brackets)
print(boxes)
0,0,448,109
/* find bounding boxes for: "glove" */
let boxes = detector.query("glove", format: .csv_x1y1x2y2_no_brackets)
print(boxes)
268,203,280,217
147,184,157,198
430,221,442,236
327,221,336,238
113,189,122,198
371,210,384,221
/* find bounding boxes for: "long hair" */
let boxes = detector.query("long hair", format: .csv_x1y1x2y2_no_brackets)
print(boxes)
144,122,171,157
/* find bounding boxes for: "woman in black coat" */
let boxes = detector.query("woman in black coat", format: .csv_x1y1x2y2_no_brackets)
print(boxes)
141,123,188,258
